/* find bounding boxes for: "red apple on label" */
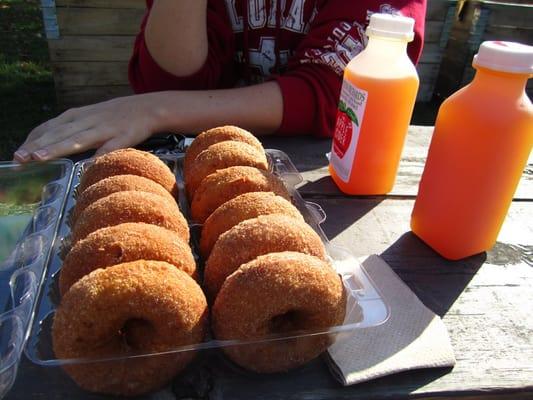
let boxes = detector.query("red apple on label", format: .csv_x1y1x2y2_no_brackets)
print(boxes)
333,110,353,158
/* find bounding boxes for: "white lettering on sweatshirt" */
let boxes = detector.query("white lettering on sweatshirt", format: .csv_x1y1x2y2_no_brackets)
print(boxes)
224,0,306,34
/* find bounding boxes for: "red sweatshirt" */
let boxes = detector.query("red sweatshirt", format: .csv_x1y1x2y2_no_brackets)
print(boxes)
129,0,426,137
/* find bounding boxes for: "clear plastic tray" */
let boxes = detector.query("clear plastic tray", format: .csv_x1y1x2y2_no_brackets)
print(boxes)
21,149,389,379
0,160,73,398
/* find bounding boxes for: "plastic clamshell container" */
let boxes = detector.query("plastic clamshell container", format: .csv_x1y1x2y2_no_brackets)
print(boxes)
22,150,389,384
0,160,73,398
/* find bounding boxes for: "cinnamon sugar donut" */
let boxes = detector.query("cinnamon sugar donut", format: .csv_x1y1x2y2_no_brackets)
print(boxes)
71,174,176,226
199,192,303,259
190,166,290,223
184,141,268,200
212,252,346,373
184,126,263,174
59,223,196,296
204,214,326,301
78,148,177,197
71,191,189,244
52,260,208,396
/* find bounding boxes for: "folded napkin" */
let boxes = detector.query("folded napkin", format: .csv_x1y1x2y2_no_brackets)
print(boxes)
327,255,455,385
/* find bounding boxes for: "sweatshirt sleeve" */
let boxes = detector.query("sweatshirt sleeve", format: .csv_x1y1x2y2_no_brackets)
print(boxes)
275,0,426,138
128,0,236,93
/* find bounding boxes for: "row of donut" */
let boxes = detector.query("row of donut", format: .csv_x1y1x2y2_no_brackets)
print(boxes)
53,148,209,396
60,149,196,293
51,126,346,397
181,127,346,372
183,126,286,223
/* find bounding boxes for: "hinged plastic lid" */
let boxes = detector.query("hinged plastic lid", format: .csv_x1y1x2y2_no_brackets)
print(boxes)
473,41,533,74
366,13,415,42
0,160,73,398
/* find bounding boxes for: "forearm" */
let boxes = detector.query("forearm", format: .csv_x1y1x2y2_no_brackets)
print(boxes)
144,0,208,77
148,82,283,135
14,82,282,162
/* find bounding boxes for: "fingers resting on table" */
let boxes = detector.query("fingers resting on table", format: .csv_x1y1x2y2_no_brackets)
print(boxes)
13,96,157,162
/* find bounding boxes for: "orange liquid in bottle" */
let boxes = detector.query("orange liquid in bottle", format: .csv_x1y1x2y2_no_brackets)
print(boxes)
411,66,533,260
329,69,419,194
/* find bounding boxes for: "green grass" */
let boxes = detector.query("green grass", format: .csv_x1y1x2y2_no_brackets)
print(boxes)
0,0,57,161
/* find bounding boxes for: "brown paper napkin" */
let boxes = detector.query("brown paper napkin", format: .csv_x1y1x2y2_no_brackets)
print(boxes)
327,255,456,385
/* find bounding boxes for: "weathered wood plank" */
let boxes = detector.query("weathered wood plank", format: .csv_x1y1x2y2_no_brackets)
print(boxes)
55,0,145,8
48,2,460,40
482,25,533,44
484,2,533,28
49,64,436,88
296,157,533,200
48,39,442,66
50,6,448,38
417,62,441,78
55,85,133,109
425,20,446,43
434,0,533,99
52,61,129,87
416,82,435,102
317,198,532,258
50,4,454,39
261,127,533,200
48,36,135,62
56,7,144,36
426,0,457,21
420,43,445,64
54,0,459,19
53,1,457,19
48,46,441,106
50,59,440,90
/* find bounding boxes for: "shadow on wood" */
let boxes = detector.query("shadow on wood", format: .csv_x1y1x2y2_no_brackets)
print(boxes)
380,232,486,316
261,136,331,173
318,197,385,242
205,348,455,400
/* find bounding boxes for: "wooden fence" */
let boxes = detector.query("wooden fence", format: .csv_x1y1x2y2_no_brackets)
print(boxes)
435,0,533,99
40,1,530,109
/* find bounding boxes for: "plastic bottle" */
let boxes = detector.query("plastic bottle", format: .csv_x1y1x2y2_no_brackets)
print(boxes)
411,41,533,260
329,13,419,194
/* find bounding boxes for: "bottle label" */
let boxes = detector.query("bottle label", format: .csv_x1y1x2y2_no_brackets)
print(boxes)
330,79,368,182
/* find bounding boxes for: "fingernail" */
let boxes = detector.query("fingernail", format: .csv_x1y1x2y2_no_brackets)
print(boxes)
34,149,49,160
14,150,29,160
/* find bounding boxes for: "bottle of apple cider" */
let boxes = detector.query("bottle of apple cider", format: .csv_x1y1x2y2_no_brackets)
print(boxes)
411,41,533,260
329,13,419,194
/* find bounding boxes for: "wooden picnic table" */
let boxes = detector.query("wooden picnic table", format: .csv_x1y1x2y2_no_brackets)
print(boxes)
6,125,533,400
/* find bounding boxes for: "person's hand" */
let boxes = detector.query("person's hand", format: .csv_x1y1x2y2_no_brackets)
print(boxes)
14,94,160,162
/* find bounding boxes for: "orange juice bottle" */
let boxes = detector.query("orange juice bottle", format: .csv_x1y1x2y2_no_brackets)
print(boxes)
411,41,533,260
329,13,419,194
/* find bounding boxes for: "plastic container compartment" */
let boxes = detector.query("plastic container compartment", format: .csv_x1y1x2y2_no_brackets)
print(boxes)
22,149,389,389
0,160,73,398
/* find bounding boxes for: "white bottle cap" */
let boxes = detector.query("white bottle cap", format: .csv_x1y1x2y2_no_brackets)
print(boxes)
366,13,415,42
473,41,533,74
